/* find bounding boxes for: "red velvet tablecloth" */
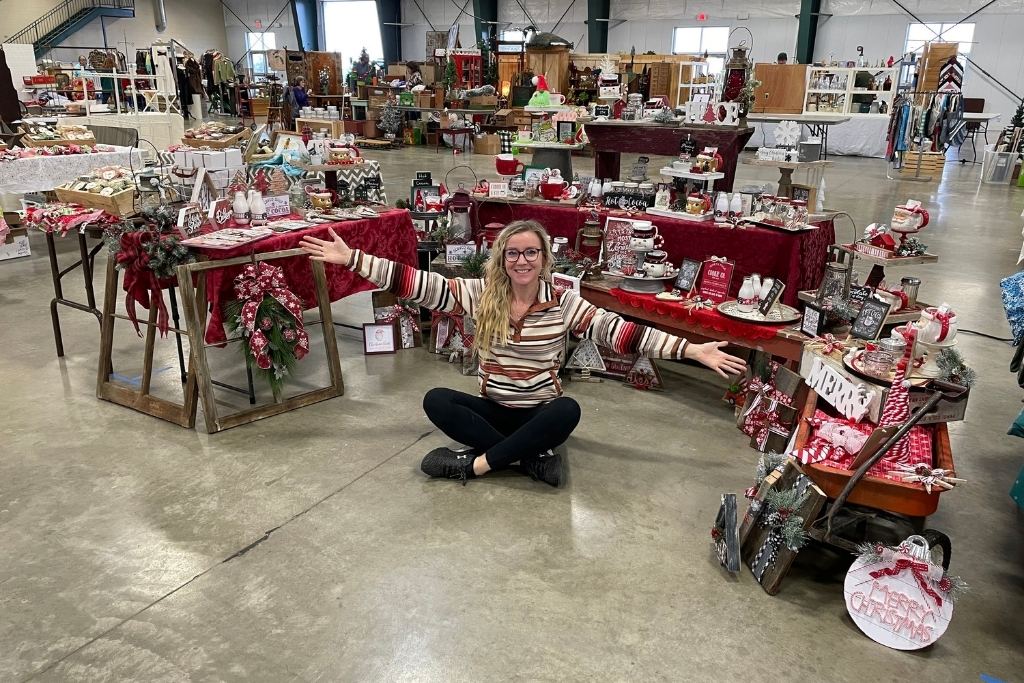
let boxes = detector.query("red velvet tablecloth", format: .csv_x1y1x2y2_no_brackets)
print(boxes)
476,202,834,307
193,209,417,344
609,288,782,342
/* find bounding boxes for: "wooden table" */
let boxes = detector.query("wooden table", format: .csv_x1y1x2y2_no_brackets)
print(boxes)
583,121,754,191
742,158,831,196
581,277,808,365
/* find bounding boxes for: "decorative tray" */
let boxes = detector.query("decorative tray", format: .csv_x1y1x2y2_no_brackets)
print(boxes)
843,349,930,387
740,217,819,233
717,300,801,324
646,207,713,222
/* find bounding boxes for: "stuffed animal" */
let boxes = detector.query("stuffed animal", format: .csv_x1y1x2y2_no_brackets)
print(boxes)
815,420,869,455
529,74,551,107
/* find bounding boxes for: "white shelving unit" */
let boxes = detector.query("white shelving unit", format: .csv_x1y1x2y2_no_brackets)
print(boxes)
803,66,898,116
678,61,718,104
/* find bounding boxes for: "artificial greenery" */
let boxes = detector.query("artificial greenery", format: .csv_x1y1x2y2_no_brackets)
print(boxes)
225,296,303,402
104,206,194,279
763,488,810,551
1011,99,1024,129
377,96,403,136
737,75,762,115
478,41,498,86
937,347,977,387
428,215,455,244
460,251,489,278
394,198,409,209
443,58,457,94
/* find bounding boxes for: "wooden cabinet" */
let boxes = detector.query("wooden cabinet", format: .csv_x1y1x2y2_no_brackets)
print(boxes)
526,46,570,96
752,64,808,114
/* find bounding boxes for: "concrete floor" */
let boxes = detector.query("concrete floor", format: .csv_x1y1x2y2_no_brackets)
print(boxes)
1,143,1023,682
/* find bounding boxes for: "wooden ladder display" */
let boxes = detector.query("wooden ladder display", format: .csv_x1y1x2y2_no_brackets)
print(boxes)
266,106,283,131
175,248,344,433
96,259,200,428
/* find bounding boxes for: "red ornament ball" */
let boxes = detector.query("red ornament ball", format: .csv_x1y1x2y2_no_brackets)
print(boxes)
260,317,273,331
283,328,297,342
938,576,952,592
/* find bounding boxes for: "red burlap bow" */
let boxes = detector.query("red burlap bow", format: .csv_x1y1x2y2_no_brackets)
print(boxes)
117,231,169,337
233,262,309,370
870,559,944,607
741,376,794,449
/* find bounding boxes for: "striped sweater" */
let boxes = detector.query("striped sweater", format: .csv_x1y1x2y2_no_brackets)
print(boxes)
348,250,690,407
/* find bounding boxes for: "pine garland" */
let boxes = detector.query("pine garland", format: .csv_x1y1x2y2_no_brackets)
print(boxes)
104,207,194,278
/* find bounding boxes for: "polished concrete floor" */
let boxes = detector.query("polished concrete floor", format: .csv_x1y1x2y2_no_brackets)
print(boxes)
1,142,1023,682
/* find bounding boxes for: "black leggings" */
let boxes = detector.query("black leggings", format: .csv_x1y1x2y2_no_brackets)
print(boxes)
422,388,581,470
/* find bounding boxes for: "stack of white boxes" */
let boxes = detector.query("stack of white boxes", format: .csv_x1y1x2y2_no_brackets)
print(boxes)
172,148,245,191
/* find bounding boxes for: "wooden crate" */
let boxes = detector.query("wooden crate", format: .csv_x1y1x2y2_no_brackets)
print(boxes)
181,128,251,149
21,134,96,148
899,151,946,179
250,97,270,117
54,187,136,217
794,389,955,518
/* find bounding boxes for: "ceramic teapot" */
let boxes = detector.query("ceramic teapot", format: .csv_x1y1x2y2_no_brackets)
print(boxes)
643,249,670,277
917,304,957,344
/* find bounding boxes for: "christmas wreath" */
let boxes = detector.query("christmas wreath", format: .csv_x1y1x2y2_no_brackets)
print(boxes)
225,262,310,401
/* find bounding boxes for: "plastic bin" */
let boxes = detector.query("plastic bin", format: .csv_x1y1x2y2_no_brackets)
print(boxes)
981,144,1021,184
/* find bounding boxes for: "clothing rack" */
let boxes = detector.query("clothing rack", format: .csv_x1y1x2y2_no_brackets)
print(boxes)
886,89,964,182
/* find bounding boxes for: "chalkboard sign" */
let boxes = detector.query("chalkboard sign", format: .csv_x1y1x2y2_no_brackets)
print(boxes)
593,104,611,118
603,190,655,212
851,298,891,340
364,175,383,189
674,258,702,293
801,302,824,337
849,285,873,306
416,171,432,182
757,279,786,316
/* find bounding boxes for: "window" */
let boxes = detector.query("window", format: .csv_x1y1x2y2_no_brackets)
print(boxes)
499,29,526,53
672,26,729,74
321,0,384,75
246,32,276,74
905,22,974,55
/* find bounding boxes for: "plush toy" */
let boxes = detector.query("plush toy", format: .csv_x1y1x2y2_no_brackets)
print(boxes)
814,420,869,455
529,74,551,107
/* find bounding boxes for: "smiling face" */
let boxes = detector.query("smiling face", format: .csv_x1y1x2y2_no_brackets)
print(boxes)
503,230,545,288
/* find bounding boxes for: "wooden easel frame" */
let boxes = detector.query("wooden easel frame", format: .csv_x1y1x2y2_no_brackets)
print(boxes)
175,248,344,433
96,259,200,428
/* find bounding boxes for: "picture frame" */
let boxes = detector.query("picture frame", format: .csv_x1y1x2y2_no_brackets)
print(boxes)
801,301,824,337
674,258,702,293
522,165,548,184
556,120,575,143
363,322,398,355
757,279,787,316
551,272,581,294
263,195,290,217
785,182,817,209
445,243,477,264
850,298,892,341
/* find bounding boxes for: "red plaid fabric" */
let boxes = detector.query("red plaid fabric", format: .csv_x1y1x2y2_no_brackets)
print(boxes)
801,410,933,482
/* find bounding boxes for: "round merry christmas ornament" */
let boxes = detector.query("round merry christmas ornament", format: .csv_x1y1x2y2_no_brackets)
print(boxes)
844,535,966,650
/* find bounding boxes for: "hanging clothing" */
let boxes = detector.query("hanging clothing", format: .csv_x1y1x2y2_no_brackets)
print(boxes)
185,58,204,97
152,48,175,95
202,52,215,93
214,57,236,86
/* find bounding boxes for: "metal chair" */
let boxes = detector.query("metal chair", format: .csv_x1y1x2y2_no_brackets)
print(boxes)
86,124,139,148
958,97,986,164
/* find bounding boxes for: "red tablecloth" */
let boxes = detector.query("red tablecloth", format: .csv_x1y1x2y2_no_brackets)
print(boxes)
476,202,834,307
194,209,417,344
609,288,782,342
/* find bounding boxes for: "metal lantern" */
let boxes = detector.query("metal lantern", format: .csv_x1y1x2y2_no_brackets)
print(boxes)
722,29,753,102
816,246,853,304
442,185,476,241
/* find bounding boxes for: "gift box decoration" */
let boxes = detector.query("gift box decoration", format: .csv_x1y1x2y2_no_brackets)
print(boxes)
737,360,802,453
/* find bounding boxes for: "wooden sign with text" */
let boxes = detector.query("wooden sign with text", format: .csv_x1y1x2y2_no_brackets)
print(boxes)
697,258,735,304
805,355,872,421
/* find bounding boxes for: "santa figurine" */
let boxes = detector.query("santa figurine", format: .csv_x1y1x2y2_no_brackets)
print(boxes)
529,74,552,107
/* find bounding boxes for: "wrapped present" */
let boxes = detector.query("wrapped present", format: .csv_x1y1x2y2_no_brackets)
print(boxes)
737,360,802,453
374,302,421,349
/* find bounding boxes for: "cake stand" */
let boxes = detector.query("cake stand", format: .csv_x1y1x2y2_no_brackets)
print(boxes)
915,337,956,379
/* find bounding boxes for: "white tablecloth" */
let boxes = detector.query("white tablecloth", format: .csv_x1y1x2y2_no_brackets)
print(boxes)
0,146,144,193
745,115,891,158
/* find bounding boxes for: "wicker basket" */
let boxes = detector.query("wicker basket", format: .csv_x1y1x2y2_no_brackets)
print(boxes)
54,187,137,217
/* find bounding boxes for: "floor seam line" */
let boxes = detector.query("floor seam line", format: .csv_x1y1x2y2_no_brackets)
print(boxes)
22,428,436,681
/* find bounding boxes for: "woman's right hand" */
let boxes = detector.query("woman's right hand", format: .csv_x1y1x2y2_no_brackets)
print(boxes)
299,228,353,265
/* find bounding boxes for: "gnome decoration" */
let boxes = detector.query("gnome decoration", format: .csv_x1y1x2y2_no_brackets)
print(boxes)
529,74,552,107
877,324,918,463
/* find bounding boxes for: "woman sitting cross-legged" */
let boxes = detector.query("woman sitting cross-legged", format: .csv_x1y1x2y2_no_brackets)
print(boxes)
299,220,746,487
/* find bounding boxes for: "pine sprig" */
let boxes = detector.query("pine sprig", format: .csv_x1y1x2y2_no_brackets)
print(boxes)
936,347,977,387
764,488,810,551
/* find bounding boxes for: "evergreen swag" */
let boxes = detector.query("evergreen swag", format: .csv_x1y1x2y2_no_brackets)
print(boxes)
1012,99,1024,129
104,205,194,279
224,262,310,401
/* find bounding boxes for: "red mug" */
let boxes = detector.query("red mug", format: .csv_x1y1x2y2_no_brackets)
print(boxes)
495,155,525,176
539,182,565,200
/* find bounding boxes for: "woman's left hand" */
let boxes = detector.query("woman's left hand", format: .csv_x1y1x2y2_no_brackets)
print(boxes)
686,341,748,378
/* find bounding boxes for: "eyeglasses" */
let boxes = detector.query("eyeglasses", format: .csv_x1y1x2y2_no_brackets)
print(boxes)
504,248,542,263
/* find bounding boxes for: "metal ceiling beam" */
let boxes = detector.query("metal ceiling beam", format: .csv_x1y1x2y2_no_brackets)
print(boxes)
587,0,610,53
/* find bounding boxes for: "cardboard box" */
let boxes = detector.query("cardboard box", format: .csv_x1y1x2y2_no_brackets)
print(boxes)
468,94,498,109
416,92,435,109
206,166,245,190
363,121,381,138
0,232,30,261
434,90,445,109
366,107,381,121
420,64,438,85
474,133,500,155
368,88,390,108
172,149,193,167
387,63,406,79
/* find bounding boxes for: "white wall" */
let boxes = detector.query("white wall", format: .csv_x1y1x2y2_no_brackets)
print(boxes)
222,0,298,65
815,11,1024,119
0,0,65,43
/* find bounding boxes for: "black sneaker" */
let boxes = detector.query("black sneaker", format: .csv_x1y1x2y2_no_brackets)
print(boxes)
420,447,477,485
520,450,563,487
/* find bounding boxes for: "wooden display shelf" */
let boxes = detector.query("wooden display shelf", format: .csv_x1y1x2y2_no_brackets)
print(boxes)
838,244,938,266
21,135,95,148
743,159,832,170
523,105,572,113
657,167,725,181
796,289,932,324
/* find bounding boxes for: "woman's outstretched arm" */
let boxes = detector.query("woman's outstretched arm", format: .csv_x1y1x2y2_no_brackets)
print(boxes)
300,228,480,315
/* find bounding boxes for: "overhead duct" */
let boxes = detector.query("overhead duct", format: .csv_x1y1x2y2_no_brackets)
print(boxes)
153,0,167,33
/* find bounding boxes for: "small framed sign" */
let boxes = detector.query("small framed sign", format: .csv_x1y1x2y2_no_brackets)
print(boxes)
599,86,621,99
674,258,702,293
522,165,548,184
488,182,509,198
757,279,786,316
801,301,825,337
446,243,477,264
556,120,575,142
416,171,433,182
263,195,290,217
551,272,581,294
207,197,233,229
592,104,611,118
176,202,205,239
848,285,873,307
786,182,817,208
697,257,735,304
363,322,398,355
851,298,892,341
412,177,434,188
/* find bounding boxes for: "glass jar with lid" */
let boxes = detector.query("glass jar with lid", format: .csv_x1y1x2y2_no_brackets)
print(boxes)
791,199,808,227
771,197,792,224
